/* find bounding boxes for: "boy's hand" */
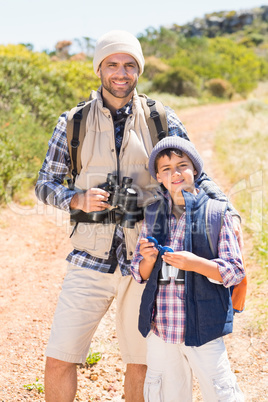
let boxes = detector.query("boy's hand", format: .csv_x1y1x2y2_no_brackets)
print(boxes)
139,238,159,264
162,250,198,271
162,251,222,282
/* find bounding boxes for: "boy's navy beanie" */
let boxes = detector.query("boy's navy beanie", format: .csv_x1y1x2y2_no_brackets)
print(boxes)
149,136,204,181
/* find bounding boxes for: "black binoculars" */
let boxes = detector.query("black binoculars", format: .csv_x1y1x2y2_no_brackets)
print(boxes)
71,174,143,229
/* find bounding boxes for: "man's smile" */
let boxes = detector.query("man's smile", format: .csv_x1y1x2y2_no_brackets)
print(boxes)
113,80,128,86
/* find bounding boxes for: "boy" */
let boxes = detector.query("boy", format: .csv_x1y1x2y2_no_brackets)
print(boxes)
131,136,245,401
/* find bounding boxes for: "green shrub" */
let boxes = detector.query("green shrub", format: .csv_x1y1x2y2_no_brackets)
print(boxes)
24,378,44,394
152,66,199,97
143,56,170,80
208,37,262,95
0,47,104,205
166,36,266,96
50,60,100,100
0,120,25,202
0,110,52,203
205,78,234,98
0,56,76,130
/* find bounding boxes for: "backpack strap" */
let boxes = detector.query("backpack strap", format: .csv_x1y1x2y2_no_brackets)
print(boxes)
205,198,227,257
144,196,169,246
66,93,168,188
66,100,92,188
139,95,168,146
145,199,161,235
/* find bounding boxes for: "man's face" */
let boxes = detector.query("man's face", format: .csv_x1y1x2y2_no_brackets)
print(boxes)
97,53,139,100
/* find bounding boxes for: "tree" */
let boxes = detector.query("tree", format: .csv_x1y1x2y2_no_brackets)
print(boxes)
55,40,72,60
74,37,95,58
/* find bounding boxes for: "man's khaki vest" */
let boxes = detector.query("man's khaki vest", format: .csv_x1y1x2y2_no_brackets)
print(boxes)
70,88,160,260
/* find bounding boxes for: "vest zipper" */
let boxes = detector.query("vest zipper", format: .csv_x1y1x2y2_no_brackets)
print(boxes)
114,114,131,185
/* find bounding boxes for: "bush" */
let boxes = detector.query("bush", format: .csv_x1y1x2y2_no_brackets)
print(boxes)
205,78,234,98
152,66,199,97
50,60,100,100
143,56,170,80
0,119,25,202
0,110,52,203
0,56,76,130
166,37,266,96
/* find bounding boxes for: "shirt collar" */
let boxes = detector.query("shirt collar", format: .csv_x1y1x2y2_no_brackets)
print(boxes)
114,100,133,120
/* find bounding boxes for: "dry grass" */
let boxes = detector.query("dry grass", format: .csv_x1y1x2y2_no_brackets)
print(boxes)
214,84,268,332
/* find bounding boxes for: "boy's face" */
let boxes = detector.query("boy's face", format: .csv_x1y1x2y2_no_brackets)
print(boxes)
156,152,197,202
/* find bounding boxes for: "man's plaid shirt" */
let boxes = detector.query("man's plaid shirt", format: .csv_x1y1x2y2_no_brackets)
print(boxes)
130,192,245,344
35,100,231,276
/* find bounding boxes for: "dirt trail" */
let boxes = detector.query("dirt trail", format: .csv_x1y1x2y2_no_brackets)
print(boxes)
0,101,267,401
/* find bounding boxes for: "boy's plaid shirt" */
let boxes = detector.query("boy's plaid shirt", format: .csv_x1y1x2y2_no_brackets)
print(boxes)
35,101,231,276
130,193,245,344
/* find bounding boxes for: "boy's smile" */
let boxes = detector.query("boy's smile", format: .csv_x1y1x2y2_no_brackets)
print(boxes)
156,152,197,203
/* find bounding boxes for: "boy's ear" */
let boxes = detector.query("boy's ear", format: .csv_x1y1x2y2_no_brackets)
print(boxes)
194,169,197,176
156,173,162,183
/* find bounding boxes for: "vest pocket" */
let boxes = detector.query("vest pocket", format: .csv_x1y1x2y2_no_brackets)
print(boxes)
71,222,115,259
216,285,231,312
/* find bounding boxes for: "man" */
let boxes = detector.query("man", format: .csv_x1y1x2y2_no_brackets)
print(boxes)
35,30,241,402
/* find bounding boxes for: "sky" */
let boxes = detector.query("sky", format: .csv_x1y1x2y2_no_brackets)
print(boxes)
0,0,267,52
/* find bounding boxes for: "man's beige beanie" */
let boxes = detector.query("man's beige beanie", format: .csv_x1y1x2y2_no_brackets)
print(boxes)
93,30,145,75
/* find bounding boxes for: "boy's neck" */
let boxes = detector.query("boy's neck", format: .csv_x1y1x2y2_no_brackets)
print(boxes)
172,188,198,205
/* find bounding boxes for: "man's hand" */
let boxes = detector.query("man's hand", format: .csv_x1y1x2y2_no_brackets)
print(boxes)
232,216,244,250
70,188,110,213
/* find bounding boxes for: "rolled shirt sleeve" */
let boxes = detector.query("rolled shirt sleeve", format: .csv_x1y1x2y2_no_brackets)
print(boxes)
35,112,76,212
214,212,245,288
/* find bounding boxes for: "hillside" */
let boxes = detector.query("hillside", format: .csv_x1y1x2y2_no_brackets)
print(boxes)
172,5,268,39
0,100,267,401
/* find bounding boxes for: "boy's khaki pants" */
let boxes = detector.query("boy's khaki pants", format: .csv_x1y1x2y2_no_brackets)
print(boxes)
144,332,244,402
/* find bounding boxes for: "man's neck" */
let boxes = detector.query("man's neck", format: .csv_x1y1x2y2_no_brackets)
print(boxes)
101,87,134,115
